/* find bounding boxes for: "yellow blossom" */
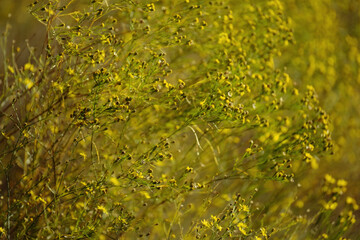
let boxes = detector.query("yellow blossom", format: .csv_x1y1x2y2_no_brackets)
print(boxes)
201,219,211,228
237,222,247,235
97,205,108,214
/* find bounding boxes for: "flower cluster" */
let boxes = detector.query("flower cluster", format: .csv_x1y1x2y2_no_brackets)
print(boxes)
0,0,358,239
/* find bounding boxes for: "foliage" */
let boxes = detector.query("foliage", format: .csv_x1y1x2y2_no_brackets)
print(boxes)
0,0,358,239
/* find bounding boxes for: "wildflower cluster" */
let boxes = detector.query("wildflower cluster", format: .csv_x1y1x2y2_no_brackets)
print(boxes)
0,0,358,239
195,193,274,239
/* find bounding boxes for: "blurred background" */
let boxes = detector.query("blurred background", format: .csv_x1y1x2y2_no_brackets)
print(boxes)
281,0,360,217
281,0,360,235
0,0,45,68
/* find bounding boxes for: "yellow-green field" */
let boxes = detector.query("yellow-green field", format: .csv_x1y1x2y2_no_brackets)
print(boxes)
0,0,359,239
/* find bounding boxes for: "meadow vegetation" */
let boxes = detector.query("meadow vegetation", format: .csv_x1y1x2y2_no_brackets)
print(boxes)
0,0,359,239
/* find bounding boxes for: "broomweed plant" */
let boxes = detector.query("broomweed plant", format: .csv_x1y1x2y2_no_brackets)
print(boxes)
0,0,358,239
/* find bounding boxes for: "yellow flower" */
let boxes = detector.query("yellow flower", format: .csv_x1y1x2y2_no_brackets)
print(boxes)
324,201,337,210
211,215,219,222
97,205,108,214
325,174,336,184
24,63,35,72
346,197,359,210
237,222,247,235
240,204,250,212
23,78,34,89
260,227,267,237
218,32,230,44
146,3,155,12
201,219,211,228
337,179,347,187
304,153,318,169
